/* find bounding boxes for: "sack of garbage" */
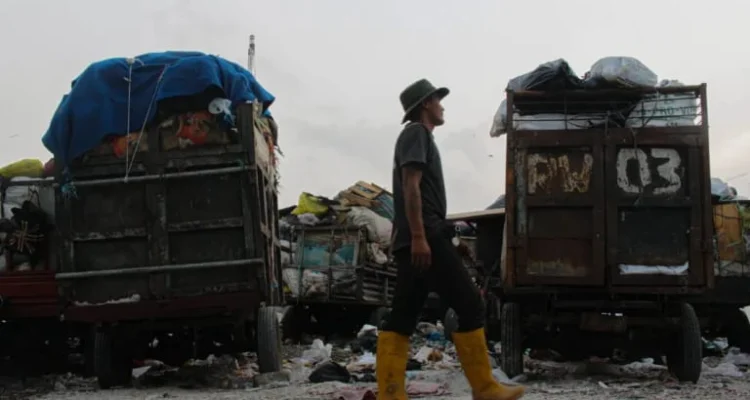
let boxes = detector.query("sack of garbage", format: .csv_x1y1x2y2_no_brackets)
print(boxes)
584,56,658,88
507,59,583,92
0,159,44,179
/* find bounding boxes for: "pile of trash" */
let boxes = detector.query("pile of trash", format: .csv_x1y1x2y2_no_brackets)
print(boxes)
285,322,458,397
0,158,55,272
279,182,396,302
489,56,701,137
42,51,277,168
710,178,750,276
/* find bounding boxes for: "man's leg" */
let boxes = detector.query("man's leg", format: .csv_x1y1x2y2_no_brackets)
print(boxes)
428,235,525,400
377,248,429,400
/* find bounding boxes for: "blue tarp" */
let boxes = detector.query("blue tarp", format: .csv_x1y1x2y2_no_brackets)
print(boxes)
42,51,275,165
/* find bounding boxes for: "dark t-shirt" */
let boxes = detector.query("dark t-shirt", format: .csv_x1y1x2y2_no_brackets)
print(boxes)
391,122,447,251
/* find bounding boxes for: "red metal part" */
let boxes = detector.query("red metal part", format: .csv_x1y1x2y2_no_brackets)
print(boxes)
0,271,59,318
62,291,260,323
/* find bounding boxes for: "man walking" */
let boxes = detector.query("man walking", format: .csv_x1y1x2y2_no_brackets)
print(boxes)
375,79,525,400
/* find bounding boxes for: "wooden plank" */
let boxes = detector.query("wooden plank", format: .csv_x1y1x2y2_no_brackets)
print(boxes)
447,208,506,221
339,191,375,207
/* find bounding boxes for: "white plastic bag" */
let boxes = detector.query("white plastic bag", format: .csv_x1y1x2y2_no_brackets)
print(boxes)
489,99,508,137
490,97,605,137
587,56,658,88
711,177,735,200
626,80,699,128
346,207,392,248
1,177,55,222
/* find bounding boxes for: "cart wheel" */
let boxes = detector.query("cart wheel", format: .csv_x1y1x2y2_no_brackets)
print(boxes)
257,306,282,373
93,327,132,389
726,308,750,353
369,307,391,330
443,308,458,342
500,302,523,378
666,303,702,383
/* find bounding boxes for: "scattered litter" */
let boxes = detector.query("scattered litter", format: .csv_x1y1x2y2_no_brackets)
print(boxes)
357,324,378,338
703,362,745,378
309,361,351,383
301,339,333,365
346,352,376,373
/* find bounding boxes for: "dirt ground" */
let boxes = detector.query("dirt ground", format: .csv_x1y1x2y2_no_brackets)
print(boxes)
4,356,748,400
14,374,750,400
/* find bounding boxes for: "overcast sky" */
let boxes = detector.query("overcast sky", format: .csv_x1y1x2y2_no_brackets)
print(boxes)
1,0,748,212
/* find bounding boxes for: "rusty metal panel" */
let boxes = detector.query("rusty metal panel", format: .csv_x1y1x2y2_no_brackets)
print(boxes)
609,142,710,287
55,104,278,309
504,85,711,292
511,144,605,286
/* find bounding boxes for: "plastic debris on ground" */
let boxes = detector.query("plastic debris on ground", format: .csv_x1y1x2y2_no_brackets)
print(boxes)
301,339,333,365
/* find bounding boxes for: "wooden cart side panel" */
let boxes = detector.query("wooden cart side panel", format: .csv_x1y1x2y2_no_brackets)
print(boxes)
503,92,517,287
699,84,715,289
503,85,712,292
607,130,709,288
55,103,278,305
510,132,604,286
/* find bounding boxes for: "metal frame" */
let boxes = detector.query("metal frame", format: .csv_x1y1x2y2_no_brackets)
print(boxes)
287,225,395,306
504,84,713,295
53,102,281,320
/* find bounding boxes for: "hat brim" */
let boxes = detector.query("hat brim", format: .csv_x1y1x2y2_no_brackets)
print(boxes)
401,87,450,124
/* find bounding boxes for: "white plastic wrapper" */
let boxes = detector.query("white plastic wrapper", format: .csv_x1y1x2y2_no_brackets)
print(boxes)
490,99,605,137
626,80,700,128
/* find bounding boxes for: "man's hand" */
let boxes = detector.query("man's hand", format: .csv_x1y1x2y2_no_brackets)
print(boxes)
456,239,474,261
411,236,432,270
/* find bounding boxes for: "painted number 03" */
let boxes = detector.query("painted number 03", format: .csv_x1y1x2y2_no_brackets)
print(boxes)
616,148,682,195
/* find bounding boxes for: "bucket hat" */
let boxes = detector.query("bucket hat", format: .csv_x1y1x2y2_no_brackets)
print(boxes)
399,79,449,123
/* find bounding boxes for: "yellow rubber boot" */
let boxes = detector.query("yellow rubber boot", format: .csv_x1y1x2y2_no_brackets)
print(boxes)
453,328,525,400
376,331,410,400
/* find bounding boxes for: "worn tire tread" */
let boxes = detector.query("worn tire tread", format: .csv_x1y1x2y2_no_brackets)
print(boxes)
93,329,130,389
257,307,282,373
670,302,702,383
500,302,523,378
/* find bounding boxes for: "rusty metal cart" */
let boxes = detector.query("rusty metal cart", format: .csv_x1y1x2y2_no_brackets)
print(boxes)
496,84,713,382
54,103,283,388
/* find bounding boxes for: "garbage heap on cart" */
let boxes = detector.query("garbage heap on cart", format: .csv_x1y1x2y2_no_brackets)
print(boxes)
36,51,281,308
490,56,702,137
0,159,56,272
490,56,714,280
280,181,396,304
710,177,750,277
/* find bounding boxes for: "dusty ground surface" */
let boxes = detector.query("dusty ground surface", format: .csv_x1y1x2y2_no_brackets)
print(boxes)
8,372,750,400
3,325,750,400
2,355,748,400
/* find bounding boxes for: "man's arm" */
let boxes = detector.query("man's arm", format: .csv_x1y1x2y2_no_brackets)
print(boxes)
402,167,426,240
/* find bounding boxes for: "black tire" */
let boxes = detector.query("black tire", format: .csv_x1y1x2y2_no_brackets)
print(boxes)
485,293,503,342
369,307,391,330
257,306,282,373
726,308,750,353
443,308,458,342
93,328,131,389
500,302,523,378
666,303,702,383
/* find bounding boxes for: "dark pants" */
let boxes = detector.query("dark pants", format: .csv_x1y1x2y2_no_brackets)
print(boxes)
383,233,485,336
